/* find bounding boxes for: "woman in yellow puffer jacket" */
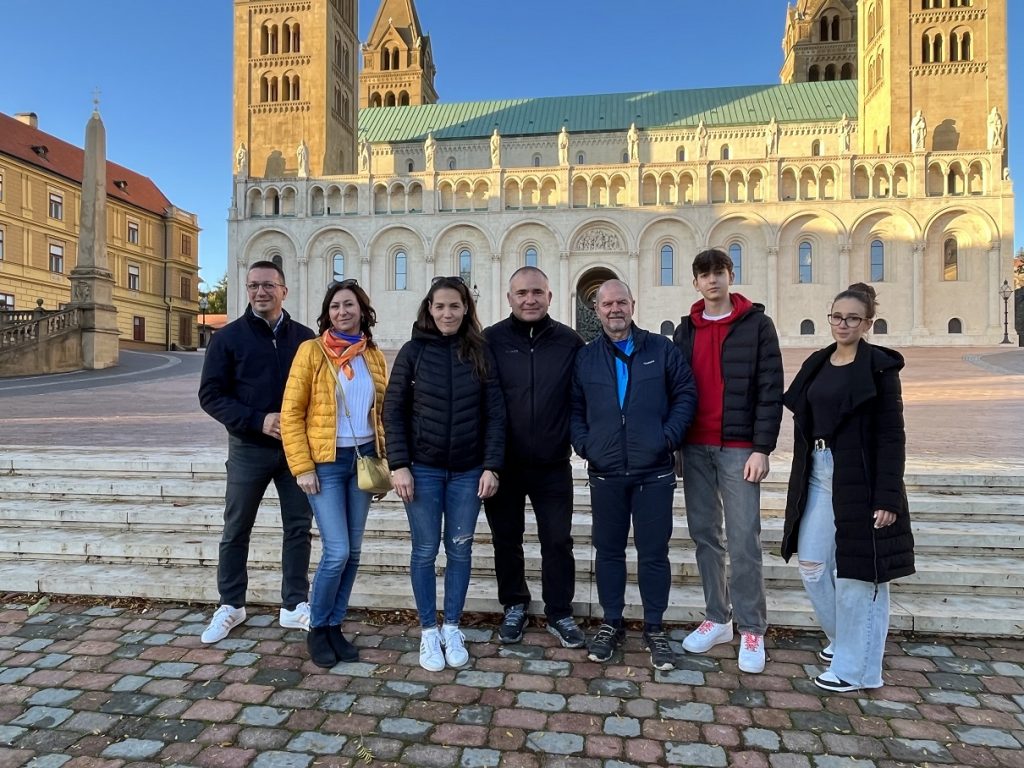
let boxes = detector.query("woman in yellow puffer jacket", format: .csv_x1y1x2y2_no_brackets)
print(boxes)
281,280,387,668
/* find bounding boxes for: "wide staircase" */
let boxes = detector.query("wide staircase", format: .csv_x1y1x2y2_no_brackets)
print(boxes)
1,447,1022,636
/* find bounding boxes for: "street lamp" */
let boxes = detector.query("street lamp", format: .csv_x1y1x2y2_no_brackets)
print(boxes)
999,280,1012,344
471,284,480,303
199,294,209,348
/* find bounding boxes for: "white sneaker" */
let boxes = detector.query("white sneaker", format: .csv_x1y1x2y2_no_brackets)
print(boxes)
201,605,246,644
682,620,733,653
280,602,310,631
738,632,766,674
441,624,470,668
419,627,445,672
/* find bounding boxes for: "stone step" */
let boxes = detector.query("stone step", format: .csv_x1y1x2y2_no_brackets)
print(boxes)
3,499,1024,554
2,558,1023,636
0,528,1020,596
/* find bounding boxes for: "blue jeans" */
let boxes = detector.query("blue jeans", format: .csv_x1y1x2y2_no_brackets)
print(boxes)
798,449,889,688
306,444,374,628
404,464,483,628
683,445,768,635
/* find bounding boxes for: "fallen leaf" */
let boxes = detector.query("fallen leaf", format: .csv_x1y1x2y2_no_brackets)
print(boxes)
27,596,49,616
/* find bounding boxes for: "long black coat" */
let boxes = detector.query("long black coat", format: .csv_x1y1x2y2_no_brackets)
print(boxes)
383,326,506,473
781,340,915,584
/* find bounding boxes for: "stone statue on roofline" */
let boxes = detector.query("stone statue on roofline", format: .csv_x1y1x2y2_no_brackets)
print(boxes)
558,126,570,166
696,119,709,159
765,117,779,156
911,110,927,152
988,106,1004,151
490,129,501,168
359,134,371,173
838,114,852,153
424,131,437,171
627,123,639,162
296,139,309,178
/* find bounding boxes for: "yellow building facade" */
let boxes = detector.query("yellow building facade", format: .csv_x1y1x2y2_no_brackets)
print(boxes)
0,112,201,348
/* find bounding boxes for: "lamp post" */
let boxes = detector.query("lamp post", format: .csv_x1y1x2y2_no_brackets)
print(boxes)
471,284,480,303
999,280,1012,344
199,294,209,348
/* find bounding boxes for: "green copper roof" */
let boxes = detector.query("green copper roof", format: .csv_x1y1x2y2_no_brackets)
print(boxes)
357,80,857,143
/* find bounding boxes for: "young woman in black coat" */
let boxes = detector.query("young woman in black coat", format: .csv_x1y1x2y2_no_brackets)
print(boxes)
781,283,914,692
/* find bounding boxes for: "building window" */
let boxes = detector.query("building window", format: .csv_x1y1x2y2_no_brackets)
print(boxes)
660,320,675,336
0,172,4,201
332,251,345,281
394,250,407,290
577,152,586,165
48,192,64,220
181,233,193,257
532,154,542,167
720,145,731,160
127,221,139,245
729,243,743,284
180,276,192,301
447,157,456,171
622,152,629,163
798,241,813,283
943,238,958,281
128,264,140,291
800,319,815,335
874,318,888,334
179,315,193,347
407,159,415,174
947,317,962,334
524,247,538,267
811,140,822,156
677,147,686,162
809,65,820,81
0,227,4,261
49,243,64,273
133,315,146,342
870,240,885,281
659,244,674,286
458,249,472,284
0,293,13,310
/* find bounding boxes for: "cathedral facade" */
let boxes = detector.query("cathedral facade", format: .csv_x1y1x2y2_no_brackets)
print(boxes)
229,0,1013,347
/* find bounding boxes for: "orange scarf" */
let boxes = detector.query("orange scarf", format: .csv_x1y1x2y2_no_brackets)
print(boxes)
320,330,367,380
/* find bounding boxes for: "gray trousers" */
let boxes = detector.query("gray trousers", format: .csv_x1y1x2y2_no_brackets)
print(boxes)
682,445,768,635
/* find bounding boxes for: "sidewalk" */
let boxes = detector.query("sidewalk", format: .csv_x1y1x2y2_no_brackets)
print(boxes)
1,599,1023,768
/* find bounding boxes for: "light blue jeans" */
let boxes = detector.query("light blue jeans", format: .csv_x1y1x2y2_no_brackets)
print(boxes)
404,464,483,628
797,448,888,688
306,444,374,628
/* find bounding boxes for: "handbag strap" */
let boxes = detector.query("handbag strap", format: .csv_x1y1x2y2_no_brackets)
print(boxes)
318,342,366,459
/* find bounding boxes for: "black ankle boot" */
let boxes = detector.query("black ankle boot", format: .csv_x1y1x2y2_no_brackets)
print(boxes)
328,625,359,663
307,626,337,668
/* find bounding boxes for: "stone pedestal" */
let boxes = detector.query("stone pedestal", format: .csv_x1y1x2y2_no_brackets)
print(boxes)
70,266,119,370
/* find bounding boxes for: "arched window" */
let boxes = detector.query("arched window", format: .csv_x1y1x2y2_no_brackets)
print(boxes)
729,243,743,284
384,92,396,107
831,16,840,41
269,76,278,102
943,238,958,281
798,242,813,283
407,159,415,174
291,75,300,101
800,319,815,335
524,247,538,267
394,250,407,290
660,244,674,286
960,31,971,60
447,157,457,171
291,22,301,53
947,317,963,334
391,48,400,70
809,65,820,81
820,15,830,41
271,253,283,269
660,320,675,336
622,152,629,163
870,239,885,281
532,153,542,167
841,63,853,79
677,147,686,162
825,64,837,81
458,249,472,284
399,92,409,106
933,33,943,63
381,46,390,70
873,319,888,335
260,75,269,102
342,93,350,120
577,152,586,165
811,140,822,156
332,251,345,282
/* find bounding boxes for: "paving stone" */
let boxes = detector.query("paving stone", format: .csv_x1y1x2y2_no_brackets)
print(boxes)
318,692,356,712
148,662,199,678
285,731,347,754
902,643,955,658
812,758,876,768
379,681,429,697
820,733,885,758
791,711,851,733
10,707,74,729
0,726,27,745
14,729,78,754
0,668,34,684
62,712,121,733
250,750,312,768
604,717,640,737
455,705,493,725
731,690,768,707
568,695,622,715
769,756,811,768
992,662,1024,677
923,689,980,707
525,731,584,755
884,738,955,763
26,689,82,707
101,739,164,759
237,706,291,727
184,681,229,701
16,639,54,652
654,668,704,685
249,669,303,687
927,673,986,692
952,726,1022,748
744,728,782,751
589,679,640,697
25,755,72,768
516,692,566,712
214,638,259,651
664,742,727,767
224,652,261,667
100,693,160,716
460,748,501,767
934,657,995,675
400,744,459,767
267,690,320,709
857,699,920,718
521,660,571,677
141,719,206,743
142,633,178,646
659,702,714,723
110,675,151,693
376,716,431,738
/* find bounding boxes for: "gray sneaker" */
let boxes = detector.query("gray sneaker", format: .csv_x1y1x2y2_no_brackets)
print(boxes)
547,616,586,648
498,604,528,644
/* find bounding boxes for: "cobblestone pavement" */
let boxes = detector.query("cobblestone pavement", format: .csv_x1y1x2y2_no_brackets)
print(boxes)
1,601,1023,768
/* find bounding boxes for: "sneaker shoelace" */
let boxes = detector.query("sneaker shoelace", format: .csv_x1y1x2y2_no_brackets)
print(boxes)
210,606,235,629
422,631,442,655
593,624,618,646
502,606,526,628
743,634,762,652
696,620,716,635
647,632,673,656
552,617,577,636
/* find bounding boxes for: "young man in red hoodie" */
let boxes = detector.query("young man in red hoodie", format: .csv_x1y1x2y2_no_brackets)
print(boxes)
673,248,783,673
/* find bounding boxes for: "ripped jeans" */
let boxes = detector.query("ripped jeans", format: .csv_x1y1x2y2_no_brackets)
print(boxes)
404,463,484,628
797,448,889,688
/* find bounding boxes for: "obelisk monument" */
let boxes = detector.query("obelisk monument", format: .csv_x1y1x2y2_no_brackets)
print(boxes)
69,100,119,369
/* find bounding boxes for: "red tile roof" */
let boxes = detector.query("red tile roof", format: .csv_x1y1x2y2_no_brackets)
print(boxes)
0,111,174,217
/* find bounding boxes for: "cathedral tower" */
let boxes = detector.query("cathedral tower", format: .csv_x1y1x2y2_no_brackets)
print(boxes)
359,0,437,109
858,0,1007,155
780,0,858,84
233,0,359,177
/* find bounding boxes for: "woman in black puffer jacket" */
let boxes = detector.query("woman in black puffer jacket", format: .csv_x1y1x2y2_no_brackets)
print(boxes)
383,277,505,673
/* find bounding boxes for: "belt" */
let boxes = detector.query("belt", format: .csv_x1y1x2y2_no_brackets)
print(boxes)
813,438,830,451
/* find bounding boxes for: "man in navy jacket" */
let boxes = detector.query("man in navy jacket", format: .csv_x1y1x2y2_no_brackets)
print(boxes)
570,279,696,670
198,261,315,643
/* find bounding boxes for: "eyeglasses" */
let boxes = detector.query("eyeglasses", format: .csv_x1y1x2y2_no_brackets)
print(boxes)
432,275,467,286
246,281,284,293
827,313,867,328
329,279,359,290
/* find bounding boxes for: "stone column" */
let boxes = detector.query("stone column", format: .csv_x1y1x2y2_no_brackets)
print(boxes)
766,247,779,322
838,244,851,294
296,255,309,327
558,250,571,325
628,250,640,297
912,242,927,334
360,255,371,293
988,243,1002,335
490,254,502,325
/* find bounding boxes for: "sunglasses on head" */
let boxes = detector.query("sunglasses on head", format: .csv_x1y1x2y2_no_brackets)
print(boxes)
329,278,359,290
431,275,467,286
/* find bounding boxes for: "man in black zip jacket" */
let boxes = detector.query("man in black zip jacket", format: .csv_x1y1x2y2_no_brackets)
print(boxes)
484,267,586,648
570,279,696,670
198,261,316,644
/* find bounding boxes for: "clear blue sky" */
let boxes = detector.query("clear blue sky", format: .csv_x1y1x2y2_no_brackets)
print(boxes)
2,0,1020,288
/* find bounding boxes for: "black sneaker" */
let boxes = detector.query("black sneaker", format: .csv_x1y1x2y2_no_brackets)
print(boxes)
643,630,676,671
498,604,528,644
813,672,861,693
818,644,834,663
587,623,625,663
547,616,586,649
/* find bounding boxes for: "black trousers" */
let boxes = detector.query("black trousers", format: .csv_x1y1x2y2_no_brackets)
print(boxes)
218,435,313,609
483,461,576,620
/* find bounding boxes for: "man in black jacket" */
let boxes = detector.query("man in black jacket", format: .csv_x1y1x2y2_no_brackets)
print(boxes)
571,279,697,669
672,248,783,674
198,261,316,644
484,267,585,648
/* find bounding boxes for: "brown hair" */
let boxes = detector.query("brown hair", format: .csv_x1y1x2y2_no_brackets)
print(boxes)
316,281,377,346
691,248,734,278
415,277,488,379
832,282,878,319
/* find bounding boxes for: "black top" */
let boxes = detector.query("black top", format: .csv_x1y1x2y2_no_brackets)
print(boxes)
807,359,849,440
